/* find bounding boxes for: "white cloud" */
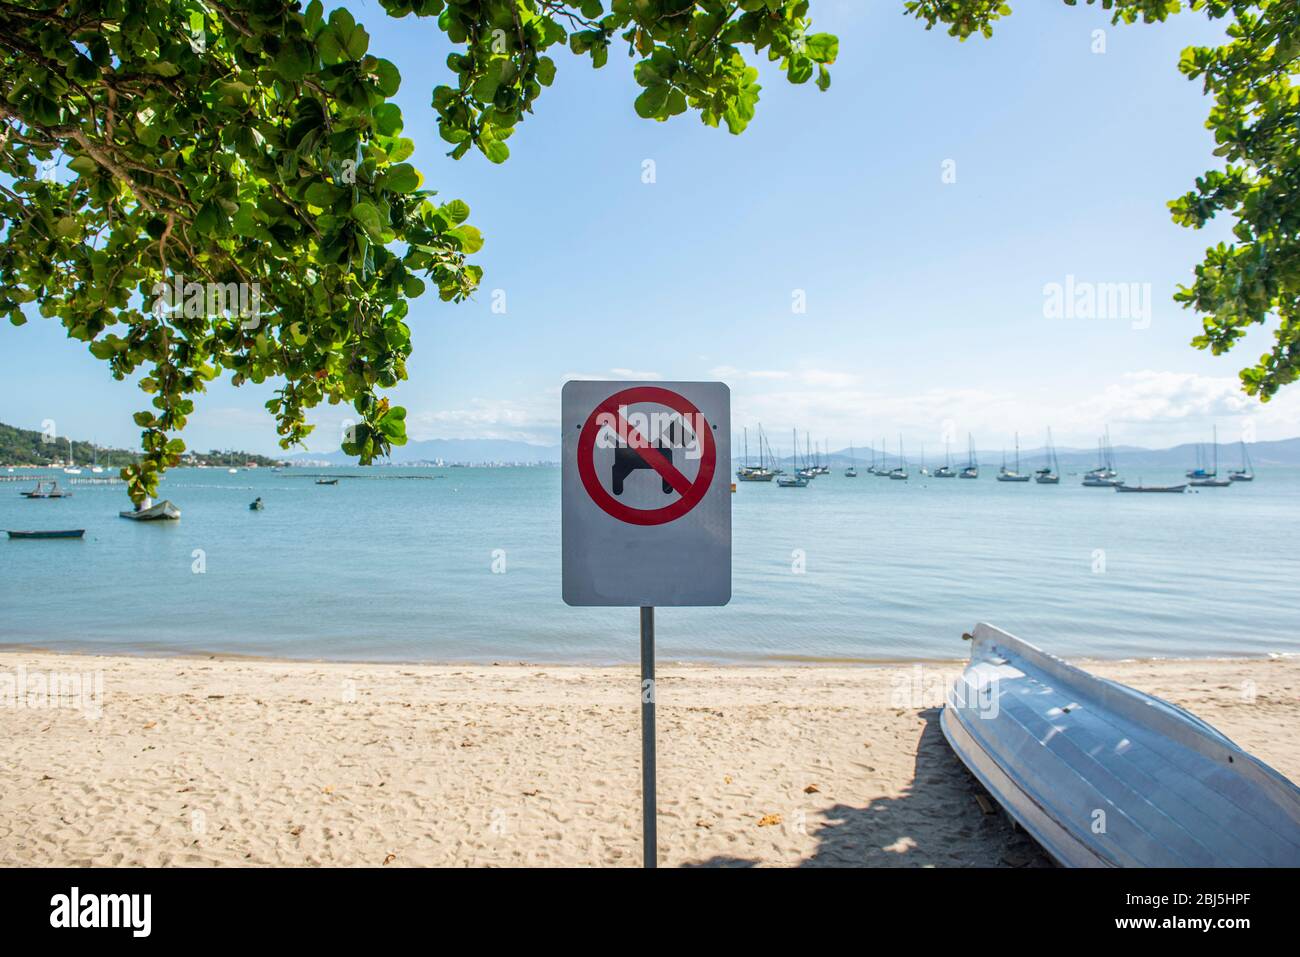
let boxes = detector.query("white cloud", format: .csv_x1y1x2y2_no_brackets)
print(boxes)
562,368,663,382
294,368,1298,456
405,400,555,443
710,365,790,380
722,366,1300,451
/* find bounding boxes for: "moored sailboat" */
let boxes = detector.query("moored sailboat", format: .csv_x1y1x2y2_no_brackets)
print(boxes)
958,433,978,478
736,426,775,482
1035,428,1060,484
889,435,908,480
1188,426,1230,487
778,429,809,487
1229,439,1255,482
996,433,1031,482
934,437,956,478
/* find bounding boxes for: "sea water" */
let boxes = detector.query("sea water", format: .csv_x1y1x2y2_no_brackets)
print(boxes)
1,466,1297,663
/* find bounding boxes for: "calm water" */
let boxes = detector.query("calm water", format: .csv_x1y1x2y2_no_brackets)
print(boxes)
1,465,1297,663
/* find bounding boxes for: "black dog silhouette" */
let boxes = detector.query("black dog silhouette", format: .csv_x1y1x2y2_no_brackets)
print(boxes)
612,420,676,496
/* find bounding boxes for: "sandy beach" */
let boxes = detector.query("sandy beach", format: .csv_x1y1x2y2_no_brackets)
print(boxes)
0,651,1295,867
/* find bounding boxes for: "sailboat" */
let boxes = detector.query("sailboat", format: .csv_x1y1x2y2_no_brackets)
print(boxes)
90,443,104,474
62,438,81,475
997,433,1031,482
1035,428,1060,484
1229,440,1255,482
889,435,908,480
796,434,817,480
778,429,809,487
959,434,979,478
1083,431,1120,486
875,436,893,477
810,439,829,475
845,443,858,478
736,426,775,482
227,449,238,474
1085,429,1119,481
1188,426,1231,487
918,443,930,477
934,437,956,478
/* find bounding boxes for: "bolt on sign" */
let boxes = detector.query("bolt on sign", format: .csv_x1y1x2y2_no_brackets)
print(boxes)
562,381,731,607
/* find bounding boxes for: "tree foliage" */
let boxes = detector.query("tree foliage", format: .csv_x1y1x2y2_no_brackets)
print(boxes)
906,0,1300,401
0,0,836,501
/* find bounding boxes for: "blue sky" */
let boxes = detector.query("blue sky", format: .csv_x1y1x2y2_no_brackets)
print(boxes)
3,1,1295,456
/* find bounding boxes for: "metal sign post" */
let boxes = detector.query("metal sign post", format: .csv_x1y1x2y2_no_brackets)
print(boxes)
640,606,656,868
561,380,731,869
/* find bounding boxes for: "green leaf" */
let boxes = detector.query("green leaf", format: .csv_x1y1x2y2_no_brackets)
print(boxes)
536,57,556,87
635,84,671,119
373,103,403,136
380,163,421,193
480,139,509,164
442,199,470,224
805,34,838,64
351,201,383,237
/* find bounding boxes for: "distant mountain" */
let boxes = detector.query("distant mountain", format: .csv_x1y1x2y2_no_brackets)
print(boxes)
286,437,561,465
748,437,1300,470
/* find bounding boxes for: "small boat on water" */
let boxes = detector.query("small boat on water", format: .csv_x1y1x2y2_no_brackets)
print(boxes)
1188,429,1231,487
1229,439,1255,482
1115,482,1187,493
735,426,776,482
315,478,339,486
934,437,956,478
844,443,858,478
958,434,979,479
22,480,72,498
1035,427,1060,484
1085,429,1119,482
943,623,1300,867
888,435,908,480
119,499,181,521
62,437,82,474
996,433,1031,482
249,497,264,511
782,429,813,485
7,529,85,539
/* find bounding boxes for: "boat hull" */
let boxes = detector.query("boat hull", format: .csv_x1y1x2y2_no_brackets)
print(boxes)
7,529,85,539
120,500,181,521
942,623,1300,867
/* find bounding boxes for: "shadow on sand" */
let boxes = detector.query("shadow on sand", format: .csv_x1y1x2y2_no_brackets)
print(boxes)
684,707,1053,868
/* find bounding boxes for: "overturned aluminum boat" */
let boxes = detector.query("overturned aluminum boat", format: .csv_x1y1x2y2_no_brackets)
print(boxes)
942,623,1300,867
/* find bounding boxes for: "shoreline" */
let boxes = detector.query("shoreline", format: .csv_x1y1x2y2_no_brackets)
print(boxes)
3,650,1296,866
2,642,1296,670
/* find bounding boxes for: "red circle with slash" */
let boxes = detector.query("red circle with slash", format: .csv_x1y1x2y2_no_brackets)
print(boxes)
577,386,717,526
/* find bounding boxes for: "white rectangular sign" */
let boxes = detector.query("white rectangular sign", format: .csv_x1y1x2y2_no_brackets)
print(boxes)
562,380,731,607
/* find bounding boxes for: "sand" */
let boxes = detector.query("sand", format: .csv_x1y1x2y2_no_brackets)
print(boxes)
0,651,1295,867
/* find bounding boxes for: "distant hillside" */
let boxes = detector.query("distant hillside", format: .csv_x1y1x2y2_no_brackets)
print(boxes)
0,422,282,468
286,437,561,465
753,437,1300,469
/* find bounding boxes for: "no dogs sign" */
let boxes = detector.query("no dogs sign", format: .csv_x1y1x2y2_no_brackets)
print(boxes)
562,381,731,606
